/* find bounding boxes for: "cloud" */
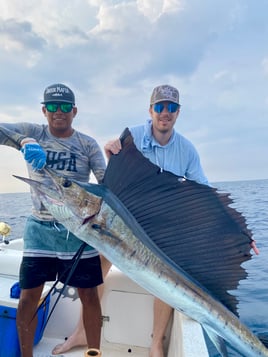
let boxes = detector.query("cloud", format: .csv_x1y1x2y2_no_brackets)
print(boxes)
0,0,268,192
262,58,268,76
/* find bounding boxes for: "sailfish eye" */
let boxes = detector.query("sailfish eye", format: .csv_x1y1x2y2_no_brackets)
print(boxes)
62,178,72,188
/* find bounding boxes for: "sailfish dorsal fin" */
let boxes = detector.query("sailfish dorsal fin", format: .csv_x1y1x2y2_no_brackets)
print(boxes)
103,128,253,315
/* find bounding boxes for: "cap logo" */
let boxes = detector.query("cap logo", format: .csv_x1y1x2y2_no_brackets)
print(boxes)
158,86,176,100
45,86,71,97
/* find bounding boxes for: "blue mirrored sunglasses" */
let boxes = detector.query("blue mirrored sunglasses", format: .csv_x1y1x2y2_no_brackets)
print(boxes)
153,102,180,113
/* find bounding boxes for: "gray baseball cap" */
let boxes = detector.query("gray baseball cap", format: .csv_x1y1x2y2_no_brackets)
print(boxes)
41,83,75,104
150,85,180,105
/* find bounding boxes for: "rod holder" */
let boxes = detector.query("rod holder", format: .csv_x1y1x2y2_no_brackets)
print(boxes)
84,348,102,356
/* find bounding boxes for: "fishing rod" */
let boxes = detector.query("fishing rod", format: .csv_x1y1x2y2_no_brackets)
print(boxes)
32,241,88,328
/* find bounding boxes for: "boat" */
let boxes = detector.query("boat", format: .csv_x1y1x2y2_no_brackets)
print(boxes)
0,228,209,357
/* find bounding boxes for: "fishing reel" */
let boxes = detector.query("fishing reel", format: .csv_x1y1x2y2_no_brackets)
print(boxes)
0,222,11,244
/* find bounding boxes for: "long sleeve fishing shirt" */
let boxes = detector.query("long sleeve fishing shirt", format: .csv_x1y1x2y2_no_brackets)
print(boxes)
130,120,209,185
0,123,106,220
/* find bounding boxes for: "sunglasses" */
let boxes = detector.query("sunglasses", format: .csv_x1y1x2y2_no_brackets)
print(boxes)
45,102,74,113
153,102,180,114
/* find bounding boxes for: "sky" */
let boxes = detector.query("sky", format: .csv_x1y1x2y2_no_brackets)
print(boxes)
0,0,268,193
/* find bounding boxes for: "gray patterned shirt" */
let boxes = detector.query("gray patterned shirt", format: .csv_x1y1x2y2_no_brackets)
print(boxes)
0,122,106,220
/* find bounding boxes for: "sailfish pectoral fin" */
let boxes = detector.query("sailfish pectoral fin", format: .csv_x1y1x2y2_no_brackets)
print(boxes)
203,325,229,357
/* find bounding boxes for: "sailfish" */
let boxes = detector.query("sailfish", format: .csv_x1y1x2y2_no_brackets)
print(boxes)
14,128,268,357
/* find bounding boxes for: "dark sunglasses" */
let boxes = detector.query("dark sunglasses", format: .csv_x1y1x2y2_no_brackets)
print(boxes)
45,102,74,113
153,102,180,114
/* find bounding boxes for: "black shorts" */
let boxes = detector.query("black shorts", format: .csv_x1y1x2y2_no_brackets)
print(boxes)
19,255,103,289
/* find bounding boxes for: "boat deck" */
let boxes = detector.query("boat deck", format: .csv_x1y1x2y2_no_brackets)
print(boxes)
34,337,149,356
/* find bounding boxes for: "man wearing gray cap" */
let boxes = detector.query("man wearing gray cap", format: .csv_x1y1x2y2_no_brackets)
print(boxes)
57,84,209,357
0,83,106,357
105,84,209,357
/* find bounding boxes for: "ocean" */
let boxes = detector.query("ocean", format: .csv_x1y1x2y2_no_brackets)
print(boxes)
0,179,268,356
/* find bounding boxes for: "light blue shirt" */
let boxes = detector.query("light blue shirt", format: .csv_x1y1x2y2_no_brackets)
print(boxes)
130,119,209,185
